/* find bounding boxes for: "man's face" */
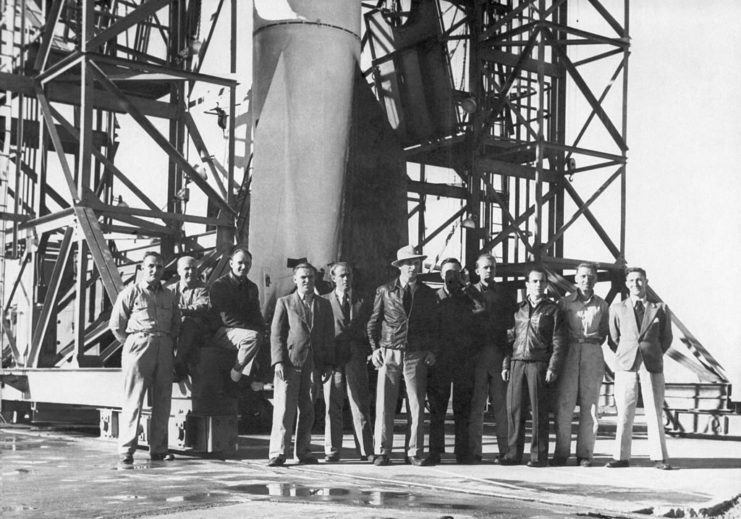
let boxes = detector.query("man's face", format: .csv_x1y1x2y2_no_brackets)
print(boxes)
526,271,547,299
476,258,495,283
229,251,252,279
626,271,647,299
398,259,420,282
294,267,315,296
142,255,164,284
331,265,352,294
442,264,463,293
177,258,197,287
575,267,596,294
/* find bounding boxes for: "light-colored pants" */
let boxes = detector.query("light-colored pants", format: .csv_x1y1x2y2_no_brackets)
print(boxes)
323,346,374,458
468,346,508,457
269,358,319,460
554,341,605,461
119,333,174,457
613,365,669,462
374,348,428,458
212,327,261,375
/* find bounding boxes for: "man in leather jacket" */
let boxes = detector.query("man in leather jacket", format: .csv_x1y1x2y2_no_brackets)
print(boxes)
367,246,438,466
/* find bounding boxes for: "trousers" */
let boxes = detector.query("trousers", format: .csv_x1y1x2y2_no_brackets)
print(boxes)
323,344,374,458
374,348,428,458
119,333,174,456
553,342,605,461
427,356,474,457
506,359,549,464
613,365,669,461
468,346,509,458
212,327,262,375
269,357,319,459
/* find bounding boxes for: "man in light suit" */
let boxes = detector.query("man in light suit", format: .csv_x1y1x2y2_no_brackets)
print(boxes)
267,263,335,466
606,267,674,470
322,262,374,462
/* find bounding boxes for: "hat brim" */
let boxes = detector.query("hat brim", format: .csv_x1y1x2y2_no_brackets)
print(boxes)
391,255,427,267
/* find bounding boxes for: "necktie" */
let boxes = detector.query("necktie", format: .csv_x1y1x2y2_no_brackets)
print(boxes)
341,295,351,323
304,297,313,326
634,300,645,329
403,284,412,315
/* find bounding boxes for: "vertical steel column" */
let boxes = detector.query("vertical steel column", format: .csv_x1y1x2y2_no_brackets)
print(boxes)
465,0,482,267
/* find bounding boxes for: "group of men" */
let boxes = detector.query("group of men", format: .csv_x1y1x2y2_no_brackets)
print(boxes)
110,245,674,471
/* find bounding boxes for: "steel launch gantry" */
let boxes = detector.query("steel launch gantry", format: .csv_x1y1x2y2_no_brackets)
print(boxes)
0,0,735,440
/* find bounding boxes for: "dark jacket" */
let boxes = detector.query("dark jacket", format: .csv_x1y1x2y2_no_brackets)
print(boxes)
504,298,567,374
323,291,371,367
270,292,335,371
435,287,475,362
469,280,517,350
210,272,266,332
367,278,438,354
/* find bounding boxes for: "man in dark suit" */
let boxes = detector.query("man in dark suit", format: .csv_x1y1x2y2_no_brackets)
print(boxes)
267,263,335,466
322,262,374,462
606,267,674,470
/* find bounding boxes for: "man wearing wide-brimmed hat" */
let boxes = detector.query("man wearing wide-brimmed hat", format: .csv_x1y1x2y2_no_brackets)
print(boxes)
367,245,439,467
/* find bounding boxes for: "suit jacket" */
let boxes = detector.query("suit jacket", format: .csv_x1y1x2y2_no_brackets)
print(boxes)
270,292,335,371
608,298,673,373
323,291,370,366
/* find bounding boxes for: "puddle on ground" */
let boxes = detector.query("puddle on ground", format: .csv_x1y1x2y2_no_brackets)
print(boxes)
230,483,476,510
0,435,71,451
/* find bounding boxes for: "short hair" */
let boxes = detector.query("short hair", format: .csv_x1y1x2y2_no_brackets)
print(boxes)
230,247,252,260
142,251,163,264
575,262,597,276
329,261,352,277
440,257,462,270
293,262,317,275
526,268,547,281
625,267,647,279
475,253,496,268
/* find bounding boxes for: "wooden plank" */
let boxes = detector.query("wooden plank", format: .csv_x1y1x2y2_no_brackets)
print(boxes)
27,227,74,367
88,62,237,218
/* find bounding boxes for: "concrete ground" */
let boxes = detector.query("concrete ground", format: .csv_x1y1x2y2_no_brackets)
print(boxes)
2,412,740,519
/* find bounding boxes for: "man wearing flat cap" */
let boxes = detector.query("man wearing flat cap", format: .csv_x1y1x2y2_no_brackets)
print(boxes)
367,245,439,466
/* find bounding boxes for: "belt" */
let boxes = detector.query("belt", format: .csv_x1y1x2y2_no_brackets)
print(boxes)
572,338,602,344
130,331,169,338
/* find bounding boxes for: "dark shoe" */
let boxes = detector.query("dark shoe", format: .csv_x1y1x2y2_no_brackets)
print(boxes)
267,455,286,467
654,460,674,470
578,458,592,467
150,453,175,461
405,455,432,466
118,454,134,469
298,455,319,465
360,455,369,462
324,454,340,463
373,454,391,466
549,457,567,467
527,460,547,467
499,457,520,466
605,459,630,468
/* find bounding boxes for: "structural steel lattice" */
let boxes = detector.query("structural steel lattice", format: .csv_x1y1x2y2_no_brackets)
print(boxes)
0,0,733,436
0,0,241,392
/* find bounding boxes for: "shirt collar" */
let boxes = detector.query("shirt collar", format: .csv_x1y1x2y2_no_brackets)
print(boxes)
630,295,647,307
334,289,349,301
140,279,161,291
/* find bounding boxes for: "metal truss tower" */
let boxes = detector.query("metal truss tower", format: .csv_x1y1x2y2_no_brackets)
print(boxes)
0,0,242,411
362,0,732,433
